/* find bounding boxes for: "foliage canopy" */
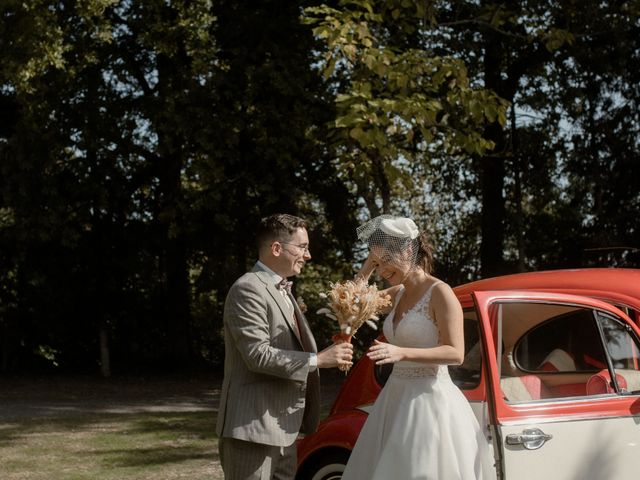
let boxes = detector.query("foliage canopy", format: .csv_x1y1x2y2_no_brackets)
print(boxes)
0,0,638,373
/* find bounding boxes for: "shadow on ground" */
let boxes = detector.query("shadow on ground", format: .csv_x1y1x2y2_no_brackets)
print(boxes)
0,372,347,479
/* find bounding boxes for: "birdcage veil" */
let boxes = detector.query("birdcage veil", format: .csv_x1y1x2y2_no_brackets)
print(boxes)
356,215,420,268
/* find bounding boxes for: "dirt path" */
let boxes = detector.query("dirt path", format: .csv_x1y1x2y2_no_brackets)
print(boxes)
0,370,347,420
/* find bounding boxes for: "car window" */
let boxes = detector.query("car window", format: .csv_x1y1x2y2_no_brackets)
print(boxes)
596,312,640,394
496,302,640,403
514,308,607,373
449,313,482,390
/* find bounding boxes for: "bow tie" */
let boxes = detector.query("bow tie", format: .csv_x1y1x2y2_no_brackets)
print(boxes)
278,279,293,294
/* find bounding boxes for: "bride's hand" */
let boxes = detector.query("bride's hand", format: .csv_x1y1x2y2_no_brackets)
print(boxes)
355,254,377,281
367,339,402,365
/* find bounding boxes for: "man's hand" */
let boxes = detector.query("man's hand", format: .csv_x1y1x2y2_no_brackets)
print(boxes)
317,341,354,369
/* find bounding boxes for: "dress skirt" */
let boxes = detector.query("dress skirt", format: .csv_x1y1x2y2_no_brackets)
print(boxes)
341,366,496,480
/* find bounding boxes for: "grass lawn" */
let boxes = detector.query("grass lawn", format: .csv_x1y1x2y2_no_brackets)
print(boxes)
0,411,222,480
0,371,345,479
0,374,223,479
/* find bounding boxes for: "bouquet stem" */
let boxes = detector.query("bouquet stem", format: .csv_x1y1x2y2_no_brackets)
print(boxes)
332,333,353,372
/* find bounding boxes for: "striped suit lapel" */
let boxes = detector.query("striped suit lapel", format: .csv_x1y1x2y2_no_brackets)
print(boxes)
252,266,304,346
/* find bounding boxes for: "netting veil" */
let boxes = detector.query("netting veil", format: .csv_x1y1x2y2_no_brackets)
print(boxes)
356,215,421,269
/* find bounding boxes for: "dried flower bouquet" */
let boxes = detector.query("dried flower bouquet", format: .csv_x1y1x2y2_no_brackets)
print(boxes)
318,278,392,371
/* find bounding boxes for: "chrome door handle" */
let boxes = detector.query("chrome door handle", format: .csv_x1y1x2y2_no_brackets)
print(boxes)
506,428,553,450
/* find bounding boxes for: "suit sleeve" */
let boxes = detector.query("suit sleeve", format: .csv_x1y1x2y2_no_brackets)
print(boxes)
224,280,312,382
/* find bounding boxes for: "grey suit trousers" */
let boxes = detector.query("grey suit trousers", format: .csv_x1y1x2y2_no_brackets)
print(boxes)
219,437,296,480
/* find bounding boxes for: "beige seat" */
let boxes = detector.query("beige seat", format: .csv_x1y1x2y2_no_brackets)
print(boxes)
538,348,576,372
501,375,551,402
586,368,640,394
620,369,640,391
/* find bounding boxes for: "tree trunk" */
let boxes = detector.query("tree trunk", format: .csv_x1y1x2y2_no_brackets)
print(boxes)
155,49,193,367
99,320,111,378
477,21,514,278
511,104,526,272
478,141,506,278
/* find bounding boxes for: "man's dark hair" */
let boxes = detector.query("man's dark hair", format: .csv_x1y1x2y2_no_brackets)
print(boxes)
257,214,308,248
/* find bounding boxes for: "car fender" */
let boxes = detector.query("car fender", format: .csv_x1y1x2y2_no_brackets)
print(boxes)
297,409,368,468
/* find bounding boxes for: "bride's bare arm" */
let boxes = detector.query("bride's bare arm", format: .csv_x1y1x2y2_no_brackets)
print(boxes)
354,254,376,282
428,284,465,364
355,254,400,314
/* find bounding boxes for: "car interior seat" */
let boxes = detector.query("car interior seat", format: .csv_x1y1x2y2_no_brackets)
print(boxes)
538,348,576,372
500,375,552,402
586,368,640,394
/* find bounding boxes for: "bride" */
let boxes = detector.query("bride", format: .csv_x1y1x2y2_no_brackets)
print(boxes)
341,215,496,480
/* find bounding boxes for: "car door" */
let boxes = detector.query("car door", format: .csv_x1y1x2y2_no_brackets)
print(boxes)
473,290,640,480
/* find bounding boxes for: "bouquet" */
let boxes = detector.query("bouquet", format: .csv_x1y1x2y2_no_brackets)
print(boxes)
317,278,392,371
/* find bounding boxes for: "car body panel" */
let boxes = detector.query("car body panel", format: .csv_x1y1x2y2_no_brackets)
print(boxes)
456,268,640,327
498,416,640,479
328,349,383,416
297,411,367,475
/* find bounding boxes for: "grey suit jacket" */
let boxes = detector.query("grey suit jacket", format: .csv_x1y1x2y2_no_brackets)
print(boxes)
215,264,320,447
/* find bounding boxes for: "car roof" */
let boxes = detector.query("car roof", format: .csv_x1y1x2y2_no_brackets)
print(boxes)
453,268,640,311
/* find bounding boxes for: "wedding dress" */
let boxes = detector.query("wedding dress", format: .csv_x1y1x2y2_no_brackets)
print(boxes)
341,282,497,480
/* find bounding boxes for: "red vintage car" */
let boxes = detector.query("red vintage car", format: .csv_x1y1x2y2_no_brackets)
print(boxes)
296,268,640,480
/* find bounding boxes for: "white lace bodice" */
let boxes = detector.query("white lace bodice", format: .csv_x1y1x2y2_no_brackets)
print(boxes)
383,281,446,375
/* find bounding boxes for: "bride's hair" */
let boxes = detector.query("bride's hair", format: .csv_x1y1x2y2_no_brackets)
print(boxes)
416,231,434,274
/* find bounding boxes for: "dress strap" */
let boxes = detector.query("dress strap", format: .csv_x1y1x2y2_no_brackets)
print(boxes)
426,280,443,296
414,280,443,312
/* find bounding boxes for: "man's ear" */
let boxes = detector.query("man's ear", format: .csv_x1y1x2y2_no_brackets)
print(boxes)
270,241,282,257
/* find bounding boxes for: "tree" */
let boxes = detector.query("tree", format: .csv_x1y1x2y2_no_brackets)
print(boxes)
0,0,222,372
0,0,348,372
438,1,640,272
304,0,507,219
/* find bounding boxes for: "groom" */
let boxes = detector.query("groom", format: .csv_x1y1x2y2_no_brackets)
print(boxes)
216,213,353,480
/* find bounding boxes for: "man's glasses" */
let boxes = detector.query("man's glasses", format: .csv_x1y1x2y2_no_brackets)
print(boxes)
279,242,310,254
